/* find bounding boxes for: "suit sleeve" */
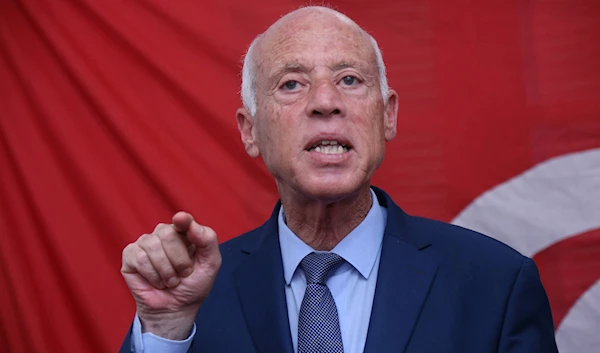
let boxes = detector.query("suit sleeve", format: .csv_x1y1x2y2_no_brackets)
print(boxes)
119,324,133,353
498,257,559,353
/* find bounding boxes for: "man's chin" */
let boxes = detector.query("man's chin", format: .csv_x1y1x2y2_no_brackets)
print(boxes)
295,179,367,203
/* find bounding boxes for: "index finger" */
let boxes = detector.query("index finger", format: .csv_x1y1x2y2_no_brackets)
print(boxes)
172,211,194,233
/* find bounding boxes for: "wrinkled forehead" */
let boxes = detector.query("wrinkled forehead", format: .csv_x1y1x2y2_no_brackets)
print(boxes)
255,12,377,79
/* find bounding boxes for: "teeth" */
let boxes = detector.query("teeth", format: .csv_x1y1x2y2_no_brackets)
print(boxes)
313,145,348,154
320,140,339,145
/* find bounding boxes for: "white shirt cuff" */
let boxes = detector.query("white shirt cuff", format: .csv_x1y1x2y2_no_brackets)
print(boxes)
131,313,195,353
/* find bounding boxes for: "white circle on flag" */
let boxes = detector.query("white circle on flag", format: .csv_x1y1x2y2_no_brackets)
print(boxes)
554,280,600,353
452,148,600,351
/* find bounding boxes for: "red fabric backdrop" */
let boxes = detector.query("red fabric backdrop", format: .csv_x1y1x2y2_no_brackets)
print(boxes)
0,0,598,352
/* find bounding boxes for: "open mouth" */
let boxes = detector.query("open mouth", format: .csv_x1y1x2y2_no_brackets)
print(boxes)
307,140,352,154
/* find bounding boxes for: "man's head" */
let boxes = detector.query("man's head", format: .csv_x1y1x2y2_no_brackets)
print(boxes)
236,6,398,202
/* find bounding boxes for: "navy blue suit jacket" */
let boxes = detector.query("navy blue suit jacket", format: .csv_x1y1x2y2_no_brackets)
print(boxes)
120,187,558,352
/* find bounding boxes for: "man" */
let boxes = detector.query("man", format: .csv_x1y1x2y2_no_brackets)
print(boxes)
119,6,558,353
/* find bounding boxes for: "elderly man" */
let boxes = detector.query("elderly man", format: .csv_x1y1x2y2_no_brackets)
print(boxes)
119,6,558,353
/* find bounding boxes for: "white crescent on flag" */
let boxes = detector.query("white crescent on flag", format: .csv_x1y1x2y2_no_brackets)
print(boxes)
452,148,600,353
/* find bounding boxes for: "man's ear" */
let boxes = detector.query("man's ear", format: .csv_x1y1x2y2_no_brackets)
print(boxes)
384,90,398,141
236,108,260,158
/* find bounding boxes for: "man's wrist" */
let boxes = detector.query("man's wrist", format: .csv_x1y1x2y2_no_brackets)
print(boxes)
138,310,197,340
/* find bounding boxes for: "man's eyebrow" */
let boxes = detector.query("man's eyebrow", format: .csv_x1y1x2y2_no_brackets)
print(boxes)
271,63,309,78
269,60,369,82
331,61,367,71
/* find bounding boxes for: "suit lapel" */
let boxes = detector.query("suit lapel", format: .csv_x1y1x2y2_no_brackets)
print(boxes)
363,188,440,353
233,206,294,353
232,188,438,353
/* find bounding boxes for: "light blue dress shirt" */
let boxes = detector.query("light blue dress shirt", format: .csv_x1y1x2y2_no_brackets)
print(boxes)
131,189,387,353
279,188,386,353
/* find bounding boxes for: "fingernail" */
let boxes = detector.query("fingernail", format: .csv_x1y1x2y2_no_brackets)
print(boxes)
167,277,180,288
181,267,193,278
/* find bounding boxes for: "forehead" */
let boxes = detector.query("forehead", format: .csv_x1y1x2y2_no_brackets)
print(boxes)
257,14,376,75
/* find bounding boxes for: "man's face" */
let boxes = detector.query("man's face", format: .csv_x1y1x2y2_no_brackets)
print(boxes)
238,12,398,201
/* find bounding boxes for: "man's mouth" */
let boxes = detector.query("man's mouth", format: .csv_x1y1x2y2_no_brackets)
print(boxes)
307,140,351,154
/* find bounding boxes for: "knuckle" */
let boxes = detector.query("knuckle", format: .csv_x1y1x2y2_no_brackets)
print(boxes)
146,270,162,286
155,265,175,281
139,234,161,251
123,243,144,263
172,257,192,270
122,244,137,267
157,228,178,243
122,243,134,258
136,233,153,246
161,267,176,278
135,250,149,266
203,226,217,238
153,223,172,235
148,234,162,247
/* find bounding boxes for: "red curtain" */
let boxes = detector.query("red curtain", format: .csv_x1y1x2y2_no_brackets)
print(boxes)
1,0,598,352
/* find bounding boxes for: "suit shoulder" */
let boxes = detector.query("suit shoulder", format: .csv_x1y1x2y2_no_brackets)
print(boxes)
219,226,261,250
408,215,527,268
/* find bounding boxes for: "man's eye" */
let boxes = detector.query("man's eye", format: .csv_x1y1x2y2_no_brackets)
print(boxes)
282,80,299,90
341,76,359,86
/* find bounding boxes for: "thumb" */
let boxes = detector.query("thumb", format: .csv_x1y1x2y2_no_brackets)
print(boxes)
171,211,219,259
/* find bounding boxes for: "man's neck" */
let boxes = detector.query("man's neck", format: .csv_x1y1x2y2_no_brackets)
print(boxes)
279,185,373,251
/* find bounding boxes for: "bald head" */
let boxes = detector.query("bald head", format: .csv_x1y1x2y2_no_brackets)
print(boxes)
241,6,389,117
235,6,399,204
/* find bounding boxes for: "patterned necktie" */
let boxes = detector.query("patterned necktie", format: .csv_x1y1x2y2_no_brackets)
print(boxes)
298,252,345,353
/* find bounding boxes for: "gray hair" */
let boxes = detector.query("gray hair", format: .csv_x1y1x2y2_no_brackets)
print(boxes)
240,8,389,117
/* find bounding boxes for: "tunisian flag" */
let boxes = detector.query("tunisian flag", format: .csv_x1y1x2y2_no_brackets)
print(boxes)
0,0,598,352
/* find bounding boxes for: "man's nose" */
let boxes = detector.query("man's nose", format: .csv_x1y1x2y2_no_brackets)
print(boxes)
305,80,345,117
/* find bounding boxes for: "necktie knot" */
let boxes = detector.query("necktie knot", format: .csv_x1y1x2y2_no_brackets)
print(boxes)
300,252,345,284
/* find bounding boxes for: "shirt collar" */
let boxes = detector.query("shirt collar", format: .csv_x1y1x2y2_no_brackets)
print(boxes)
278,188,386,285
